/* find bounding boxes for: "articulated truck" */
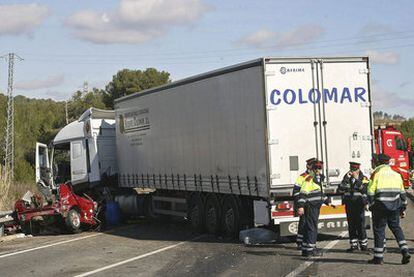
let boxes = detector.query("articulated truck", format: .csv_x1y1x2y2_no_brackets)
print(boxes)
35,57,374,237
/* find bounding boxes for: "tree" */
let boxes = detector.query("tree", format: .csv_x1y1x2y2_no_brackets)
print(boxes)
68,88,108,121
392,114,406,121
104,68,170,108
399,118,414,145
373,111,383,119
3,95,67,183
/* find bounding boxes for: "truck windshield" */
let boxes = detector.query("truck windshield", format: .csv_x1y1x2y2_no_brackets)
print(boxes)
53,143,71,184
395,136,407,151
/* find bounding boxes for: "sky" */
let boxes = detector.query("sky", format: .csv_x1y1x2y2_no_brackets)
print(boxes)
0,0,413,117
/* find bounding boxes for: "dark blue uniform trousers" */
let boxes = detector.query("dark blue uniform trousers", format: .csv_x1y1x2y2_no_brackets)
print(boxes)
302,204,321,254
296,215,305,245
372,209,409,260
345,203,367,247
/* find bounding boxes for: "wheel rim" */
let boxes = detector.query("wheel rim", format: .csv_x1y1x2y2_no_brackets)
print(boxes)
71,212,80,228
206,205,217,232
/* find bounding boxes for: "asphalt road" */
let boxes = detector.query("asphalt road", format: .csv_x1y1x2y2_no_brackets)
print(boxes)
1,200,414,277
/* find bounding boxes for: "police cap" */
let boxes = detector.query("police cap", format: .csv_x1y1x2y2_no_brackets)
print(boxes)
306,157,317,165
349,162,361,171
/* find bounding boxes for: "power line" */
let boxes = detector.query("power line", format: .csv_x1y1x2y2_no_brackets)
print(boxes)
19,29,414,59
15,41,414,67
16,36,414,66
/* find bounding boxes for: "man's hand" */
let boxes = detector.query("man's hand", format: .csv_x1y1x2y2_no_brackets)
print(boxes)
298,207,304,216
401,211,407,218
351,171,359,179
365,205,370,211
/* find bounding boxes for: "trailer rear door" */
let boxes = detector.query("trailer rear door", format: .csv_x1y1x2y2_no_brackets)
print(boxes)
264,59,320,190
318,59,372,184
264,58,372,192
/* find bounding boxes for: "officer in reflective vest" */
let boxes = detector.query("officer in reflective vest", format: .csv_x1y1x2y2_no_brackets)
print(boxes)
338,162,369,252
297,160,331,257
293,157,316,250
367,153,411,265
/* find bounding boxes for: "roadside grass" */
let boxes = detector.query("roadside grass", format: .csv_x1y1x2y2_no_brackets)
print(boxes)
0,180,38,211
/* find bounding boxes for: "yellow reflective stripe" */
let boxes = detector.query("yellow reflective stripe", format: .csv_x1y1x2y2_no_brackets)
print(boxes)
368,173,378,195
375,166,403,189
295,175,304,183
300,180,321,194
368,165,404,200
295,174,307,187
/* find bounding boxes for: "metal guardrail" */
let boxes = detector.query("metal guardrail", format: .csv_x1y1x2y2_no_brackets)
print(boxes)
0,210,13,218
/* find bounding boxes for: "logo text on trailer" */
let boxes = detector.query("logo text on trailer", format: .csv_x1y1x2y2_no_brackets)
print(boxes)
119,108,150,134
269,87,367,105
280,67,305,74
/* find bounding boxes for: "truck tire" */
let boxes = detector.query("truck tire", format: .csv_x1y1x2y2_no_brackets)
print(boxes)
22,221,40,235
221,196,240,238
188,195,205,233
65,209,81,233
205,194,221,235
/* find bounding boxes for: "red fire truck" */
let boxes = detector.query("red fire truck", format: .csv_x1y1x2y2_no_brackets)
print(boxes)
374,125,414,188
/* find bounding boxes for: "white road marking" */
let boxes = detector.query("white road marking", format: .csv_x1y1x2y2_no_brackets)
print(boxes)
285,231,348,277
0,224,140,258
0,233,102,259
74,235,205,277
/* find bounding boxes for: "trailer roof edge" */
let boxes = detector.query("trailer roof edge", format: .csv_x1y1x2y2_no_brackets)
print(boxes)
114,58,264,104
114,56,368,104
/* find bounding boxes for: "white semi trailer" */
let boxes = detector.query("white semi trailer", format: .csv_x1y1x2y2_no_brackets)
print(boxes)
37,57,374,237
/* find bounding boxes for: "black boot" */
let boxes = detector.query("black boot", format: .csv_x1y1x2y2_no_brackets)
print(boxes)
346,245,359,252
368,258,383,265
360,245,368,251
301,249,323,258
402,253,411,264
302,251,310,257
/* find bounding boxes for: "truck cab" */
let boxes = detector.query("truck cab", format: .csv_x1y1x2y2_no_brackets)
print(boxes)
36,108,118,194
374,125,413,188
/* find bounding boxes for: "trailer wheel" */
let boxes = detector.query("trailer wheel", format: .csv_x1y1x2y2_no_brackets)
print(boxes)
65,209,81,233
221,196,240,238
205,194,221,235
189,195,205,233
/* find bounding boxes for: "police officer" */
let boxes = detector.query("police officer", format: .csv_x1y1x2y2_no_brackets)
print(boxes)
338,162,369,252
293,157,316,250
367,153,411,265
297,160,331,257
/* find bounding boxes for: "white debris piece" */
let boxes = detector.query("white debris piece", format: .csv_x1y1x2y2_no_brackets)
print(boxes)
22,191,34,204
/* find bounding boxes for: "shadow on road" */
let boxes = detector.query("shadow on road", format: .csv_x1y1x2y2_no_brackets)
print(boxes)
244,250,279,256
100,217,354,247
100,219,240,244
